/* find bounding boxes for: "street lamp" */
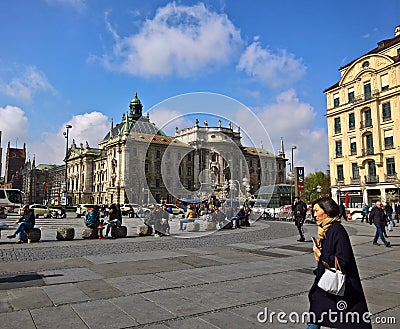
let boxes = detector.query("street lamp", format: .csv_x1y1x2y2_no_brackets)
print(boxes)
63,124,72,205
290,146,297,205
142,187,150,205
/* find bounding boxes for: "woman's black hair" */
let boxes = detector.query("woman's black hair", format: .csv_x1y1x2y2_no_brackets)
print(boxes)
311,197,340,218
109,204,117,211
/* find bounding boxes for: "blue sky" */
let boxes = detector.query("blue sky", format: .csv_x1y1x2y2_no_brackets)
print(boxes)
0,0,399,176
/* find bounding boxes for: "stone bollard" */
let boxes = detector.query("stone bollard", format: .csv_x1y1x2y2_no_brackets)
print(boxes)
204,221,217,231
187,221,200,232
111,226,127,238
25,228,41,243
137,224,152,236
56,227,75,241
82,228,98,239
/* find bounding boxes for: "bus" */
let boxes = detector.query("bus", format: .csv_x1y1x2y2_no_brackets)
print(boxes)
0,188,24,213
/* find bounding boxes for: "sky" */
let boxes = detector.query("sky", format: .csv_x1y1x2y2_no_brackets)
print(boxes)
0,0,399,178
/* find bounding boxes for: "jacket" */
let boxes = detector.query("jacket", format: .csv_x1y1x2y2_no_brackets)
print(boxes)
19,209,35,226
292,201,307,220
308,222,371,328
368,206,386,225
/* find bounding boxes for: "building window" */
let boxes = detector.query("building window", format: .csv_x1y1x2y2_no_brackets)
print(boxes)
211,153,217,162
362,109,372,128
187,153,192,161
364,82,371,100
365,134,374,155
398,48,400,56
384,130,394,149
156,150,161,159
362,61,369,68
335,140,342,157
156,165,160,174
381,74,389,91
382,102,391,121
156,179,160,187
249,159,253,168
333,93,340,107
145,163,149,172
348,113,355,130
348,87,355,103
337,165,344,182
334,117,341,134
350,138,357,155
187,167,192,176
386,158,396,176
352,163,360,179
177,153,181,160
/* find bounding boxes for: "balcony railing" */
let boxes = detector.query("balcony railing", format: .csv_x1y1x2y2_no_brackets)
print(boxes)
350,177,360,184
365,175,379,184
362,147,374,156
335,153,343,158
384,173,399,183
360,120,372,129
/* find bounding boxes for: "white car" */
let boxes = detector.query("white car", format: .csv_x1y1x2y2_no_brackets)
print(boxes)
18,204,50,218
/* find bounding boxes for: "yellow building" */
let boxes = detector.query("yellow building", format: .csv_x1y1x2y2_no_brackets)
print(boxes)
325,25,400,206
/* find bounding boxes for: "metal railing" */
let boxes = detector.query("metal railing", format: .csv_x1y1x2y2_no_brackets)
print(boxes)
365,175,379,183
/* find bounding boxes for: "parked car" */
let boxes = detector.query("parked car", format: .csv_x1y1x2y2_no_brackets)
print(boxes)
120,204,151,217
19,204,51,218
76,204,96,218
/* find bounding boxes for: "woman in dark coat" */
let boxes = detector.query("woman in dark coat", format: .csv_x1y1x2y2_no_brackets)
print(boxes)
307,197,371,329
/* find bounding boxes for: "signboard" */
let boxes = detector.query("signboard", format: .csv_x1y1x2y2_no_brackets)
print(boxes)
61,193,66,206
295,167,305,195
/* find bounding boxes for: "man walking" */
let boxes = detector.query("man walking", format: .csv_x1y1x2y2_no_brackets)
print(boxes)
369,201,391,247
385,202,395,227
292,196,307,242
361,203,369,223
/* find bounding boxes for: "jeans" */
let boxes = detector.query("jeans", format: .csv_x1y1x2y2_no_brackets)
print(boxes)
306,324,320,329
387,214,395,226
179,219,194,230
373,223,387,244
14,222,34,241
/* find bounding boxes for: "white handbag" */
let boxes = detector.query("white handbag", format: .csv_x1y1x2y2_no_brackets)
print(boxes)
317,256,346,296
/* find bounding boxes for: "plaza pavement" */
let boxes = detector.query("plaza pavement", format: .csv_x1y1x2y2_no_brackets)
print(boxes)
0,214,399,328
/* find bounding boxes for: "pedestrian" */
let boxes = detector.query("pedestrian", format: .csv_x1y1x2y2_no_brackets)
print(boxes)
292,196,307,242
395,200,400,224
338,203,346,221
361,203,369,223
384,202,395,227
105,204,122,238
369,201,391,247
307,197,371,329
145,205,169,237
7,204,35,244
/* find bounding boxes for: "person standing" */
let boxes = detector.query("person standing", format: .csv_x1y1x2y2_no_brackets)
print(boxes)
384,202,395,227
307,197,371,329
338,203,347,221
105,204,122,238
361,203,369,223
395,200,400,224
7,205,35,244
369,201,391,247
292,196,307,242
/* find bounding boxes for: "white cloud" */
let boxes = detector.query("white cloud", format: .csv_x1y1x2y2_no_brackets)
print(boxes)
0,66,56,101
30,112,109,166
44,0,86,12
148,108,193,136
237,39,306,88
96,2,243,77
236,89,329,173
0,105,29,175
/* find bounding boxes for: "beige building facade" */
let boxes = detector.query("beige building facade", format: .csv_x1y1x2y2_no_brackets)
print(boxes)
65,93,287,206
325,26,400,206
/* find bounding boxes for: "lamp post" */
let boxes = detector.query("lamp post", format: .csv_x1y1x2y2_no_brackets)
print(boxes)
63,124,72,206
290,146,297,205
142,188,150,205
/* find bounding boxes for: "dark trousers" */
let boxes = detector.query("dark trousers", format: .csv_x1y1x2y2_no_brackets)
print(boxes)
294,219,304,240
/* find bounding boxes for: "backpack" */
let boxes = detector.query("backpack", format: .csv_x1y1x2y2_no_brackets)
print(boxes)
85,210,100,228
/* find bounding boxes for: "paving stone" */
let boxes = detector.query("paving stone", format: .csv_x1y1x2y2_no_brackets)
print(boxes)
164,317,218,328
30,305,88,329
72,299,138,328
0,287,52,313
75,279,125,300
111,294,176,324
42,283,91,305
0,310,36,329
39,267,103,284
